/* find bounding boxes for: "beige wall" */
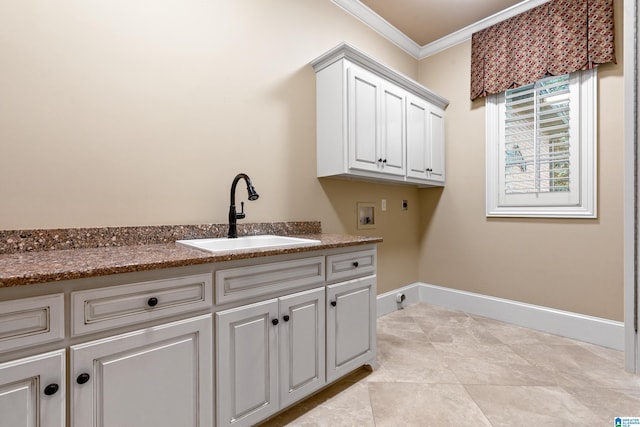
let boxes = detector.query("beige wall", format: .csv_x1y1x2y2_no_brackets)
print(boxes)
0,0,420,294
1,0,625,313
416,0,625,320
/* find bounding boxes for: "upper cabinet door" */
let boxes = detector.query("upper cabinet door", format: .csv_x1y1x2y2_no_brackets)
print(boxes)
406,94,446,183
406,95,430,180
426,105,446,183
379,82,406,176
347,66,382,173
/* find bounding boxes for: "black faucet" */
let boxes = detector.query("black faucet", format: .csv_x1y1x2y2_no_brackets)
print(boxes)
228,173,259,238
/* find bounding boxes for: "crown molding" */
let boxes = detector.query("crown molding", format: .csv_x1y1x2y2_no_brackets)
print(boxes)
331,0,421,58
310,42,449,109
333,0,553,60
419,0,552,57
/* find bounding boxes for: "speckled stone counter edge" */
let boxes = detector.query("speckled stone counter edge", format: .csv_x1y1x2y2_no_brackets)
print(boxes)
0,222,322,254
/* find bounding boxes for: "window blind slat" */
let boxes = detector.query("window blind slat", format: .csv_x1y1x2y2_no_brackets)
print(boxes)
504,74,572,195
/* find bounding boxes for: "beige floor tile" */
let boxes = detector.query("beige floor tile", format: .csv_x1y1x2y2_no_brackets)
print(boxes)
565,387,640,425
577,340,627,365
511,343,640,389
466,385,598,426
377,316,430,342
258,303,640,426
470,314,583,346
432,341,558,386
415,315,503,345
259,375,375,427
368,338,459,384
369,382,492,426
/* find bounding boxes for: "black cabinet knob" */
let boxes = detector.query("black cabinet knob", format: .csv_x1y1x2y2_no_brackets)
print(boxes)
352,261,359,268
147,297,158,307
382,159,387,163
272,318,279,326
44,383,59,396
378,158,383,163
283,315,290,322
76,373,91,385
330,301,337,307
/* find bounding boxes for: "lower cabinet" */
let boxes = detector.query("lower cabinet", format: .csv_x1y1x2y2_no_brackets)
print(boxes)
70,314,213,427
216,287,326,427
0,349,66,427
1,245,378,427
326,276,377,383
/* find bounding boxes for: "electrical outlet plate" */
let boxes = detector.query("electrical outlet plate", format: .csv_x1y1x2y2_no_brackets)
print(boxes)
357,202,376,229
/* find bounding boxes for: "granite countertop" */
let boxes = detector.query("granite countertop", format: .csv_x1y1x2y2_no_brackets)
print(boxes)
0,224,382,288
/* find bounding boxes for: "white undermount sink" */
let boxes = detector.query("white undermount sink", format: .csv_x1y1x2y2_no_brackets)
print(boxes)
176,235,321,253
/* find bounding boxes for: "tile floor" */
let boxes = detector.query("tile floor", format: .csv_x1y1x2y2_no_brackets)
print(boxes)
259,302,640,427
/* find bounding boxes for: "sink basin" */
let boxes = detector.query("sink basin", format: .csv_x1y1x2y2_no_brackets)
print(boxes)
176,235,321,253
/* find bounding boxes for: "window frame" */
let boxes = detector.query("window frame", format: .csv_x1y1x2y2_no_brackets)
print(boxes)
485,68,597,218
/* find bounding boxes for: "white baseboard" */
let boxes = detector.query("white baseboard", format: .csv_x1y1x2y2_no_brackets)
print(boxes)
377,282,624,351
377,284,423,317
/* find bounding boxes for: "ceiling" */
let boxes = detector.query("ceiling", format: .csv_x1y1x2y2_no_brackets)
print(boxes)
359,0,524,46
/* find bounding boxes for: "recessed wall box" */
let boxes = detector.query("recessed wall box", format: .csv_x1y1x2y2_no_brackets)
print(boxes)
357,202,376,229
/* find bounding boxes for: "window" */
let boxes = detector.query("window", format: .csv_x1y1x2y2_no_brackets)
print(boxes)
486,68,597,218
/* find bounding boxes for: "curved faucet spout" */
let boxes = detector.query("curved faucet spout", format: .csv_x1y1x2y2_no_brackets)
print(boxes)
228,173,259,238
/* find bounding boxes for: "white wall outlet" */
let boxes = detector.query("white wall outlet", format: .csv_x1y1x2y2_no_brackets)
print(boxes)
381,199,387,211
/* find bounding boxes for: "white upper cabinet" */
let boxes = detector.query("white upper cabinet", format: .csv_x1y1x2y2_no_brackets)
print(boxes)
311,42,449,187
406,95,445,183
347,66,406,177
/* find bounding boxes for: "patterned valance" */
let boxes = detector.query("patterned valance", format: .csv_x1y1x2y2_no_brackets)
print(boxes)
470,0,615,101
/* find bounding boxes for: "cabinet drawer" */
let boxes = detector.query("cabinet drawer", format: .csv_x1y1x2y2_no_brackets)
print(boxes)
0,294,64,352
326,249,376,282
72,274,212,335
216,256,325,305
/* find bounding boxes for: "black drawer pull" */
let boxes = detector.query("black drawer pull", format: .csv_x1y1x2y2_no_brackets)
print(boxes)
283,315,290,322
352,261,359,268
147,297,159,307
272,318,279,326
44,384,59,396
330,301,337,307
76,373,91,385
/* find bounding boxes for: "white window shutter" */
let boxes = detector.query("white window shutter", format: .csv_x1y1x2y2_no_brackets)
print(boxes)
486,69,597,218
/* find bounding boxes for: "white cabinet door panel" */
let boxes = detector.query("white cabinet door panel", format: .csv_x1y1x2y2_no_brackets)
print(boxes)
348,66,381,173
407,96,429,180
407,95,446,183
326,276,376,383
71,315,212,427
216,299,279,427
380,83,406,176
427,106,446,182
279,287,325,407
0,349,65,427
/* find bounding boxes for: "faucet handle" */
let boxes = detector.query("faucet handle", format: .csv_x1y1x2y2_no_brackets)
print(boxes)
236,201,246,219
